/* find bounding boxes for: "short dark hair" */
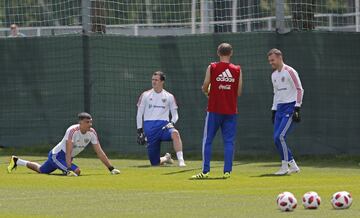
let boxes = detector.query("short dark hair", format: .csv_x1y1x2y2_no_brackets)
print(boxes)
153,71,166,81
78,112,92,120
267,48,282,57
217,43,233,56
10,24,17,29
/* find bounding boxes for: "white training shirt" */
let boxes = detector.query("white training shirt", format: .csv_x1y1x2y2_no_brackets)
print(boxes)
271,64,304,110
136,89,178,129
51,124,99,157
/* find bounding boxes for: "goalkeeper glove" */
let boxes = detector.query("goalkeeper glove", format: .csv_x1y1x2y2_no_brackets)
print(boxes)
66,168,78,177
108,166,120,175
292,107,301,123
272,110,276,124
137,128,147,145
162,122,174,130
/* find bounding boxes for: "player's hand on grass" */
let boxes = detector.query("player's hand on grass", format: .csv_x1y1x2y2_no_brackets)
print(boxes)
108,166,120,175
162,122,174,130
292,107,301,123
137,128,147,145
272,110,276,124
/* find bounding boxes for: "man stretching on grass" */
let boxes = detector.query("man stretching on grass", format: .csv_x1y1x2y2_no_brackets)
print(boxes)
7,112,120,176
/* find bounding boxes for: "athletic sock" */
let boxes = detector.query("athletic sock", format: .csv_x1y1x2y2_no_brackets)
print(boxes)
176,151,184,161
16,158,28,166
288,159,298,168
281,160,288,168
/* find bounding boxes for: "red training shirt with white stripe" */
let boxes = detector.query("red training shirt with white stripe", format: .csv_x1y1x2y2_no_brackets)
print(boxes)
271,64,304,110
51,124,99,157
208,62,241,115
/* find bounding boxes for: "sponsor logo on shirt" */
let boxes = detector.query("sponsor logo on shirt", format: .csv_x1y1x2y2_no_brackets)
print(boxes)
216,69,235,83
153,105,166,109
73,144,86,149
149,104,165,109
218,84,231,90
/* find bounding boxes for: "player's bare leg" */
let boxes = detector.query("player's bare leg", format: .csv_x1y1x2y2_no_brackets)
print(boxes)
171,130,186,167
8,156,41,173
26,162,41,173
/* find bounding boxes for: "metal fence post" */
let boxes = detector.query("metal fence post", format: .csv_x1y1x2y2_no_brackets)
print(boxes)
82,0,91,113
276,0,285,33
81,0,91,34
191,0,196,34
356,0,359,32
200,0,209,33
232,0,237,33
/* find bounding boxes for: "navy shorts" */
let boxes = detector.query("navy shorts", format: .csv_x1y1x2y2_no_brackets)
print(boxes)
39,150,78,174
144,120,175,165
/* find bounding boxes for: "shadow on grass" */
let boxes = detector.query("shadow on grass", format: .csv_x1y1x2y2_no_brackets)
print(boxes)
10,172,107,177
188,177,228,180
258,163,281,168
130,165,152,168
258,161,360,169
163,168,202,175
251,173,290,178
162,162,250,176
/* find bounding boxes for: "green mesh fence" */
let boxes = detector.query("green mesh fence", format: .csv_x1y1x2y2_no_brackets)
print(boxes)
0,32,359,156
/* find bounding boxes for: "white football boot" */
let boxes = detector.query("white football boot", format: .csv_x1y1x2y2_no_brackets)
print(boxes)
164,153,174,165
178,160,186,167
274,161,289,175
288,159,300,174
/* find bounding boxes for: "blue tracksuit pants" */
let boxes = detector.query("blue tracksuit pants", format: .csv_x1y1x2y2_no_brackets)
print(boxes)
202,112,237,174
274,102,296,162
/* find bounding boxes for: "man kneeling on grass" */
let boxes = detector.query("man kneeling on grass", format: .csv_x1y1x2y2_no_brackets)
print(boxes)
7,112,120,176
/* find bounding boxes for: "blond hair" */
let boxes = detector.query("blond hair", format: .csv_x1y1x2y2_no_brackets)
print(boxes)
267,48,282,57
217,43,233,56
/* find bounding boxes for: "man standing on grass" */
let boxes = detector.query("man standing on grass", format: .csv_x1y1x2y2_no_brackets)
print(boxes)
7,112,120,176
192,43,242,179
268,48,304,175
136,71,186,167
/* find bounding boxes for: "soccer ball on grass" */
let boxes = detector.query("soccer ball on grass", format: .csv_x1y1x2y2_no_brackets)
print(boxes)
277,192,297,212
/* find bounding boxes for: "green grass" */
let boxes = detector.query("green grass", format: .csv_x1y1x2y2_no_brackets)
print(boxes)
0,156,359,218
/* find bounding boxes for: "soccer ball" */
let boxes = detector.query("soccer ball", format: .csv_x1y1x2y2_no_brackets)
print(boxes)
331,191,352,209
277,192,297,212
302,191,321,209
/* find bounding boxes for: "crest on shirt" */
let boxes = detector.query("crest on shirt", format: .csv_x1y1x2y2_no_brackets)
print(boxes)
84,138,90,144
149,98,152,101
281,76,285,82
162,98,166,103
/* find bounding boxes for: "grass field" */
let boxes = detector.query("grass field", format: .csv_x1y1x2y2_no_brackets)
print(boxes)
0,155,359,218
